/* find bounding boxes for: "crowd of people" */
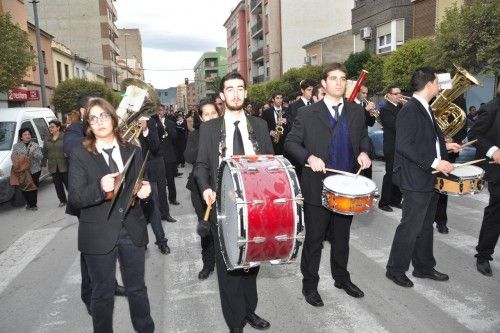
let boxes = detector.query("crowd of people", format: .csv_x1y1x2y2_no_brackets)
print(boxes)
8,63,499,333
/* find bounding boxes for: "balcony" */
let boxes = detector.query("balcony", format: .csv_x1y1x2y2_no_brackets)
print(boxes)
250,0,262,13
252,47,263,61
251,21,263,36
253,74,264,84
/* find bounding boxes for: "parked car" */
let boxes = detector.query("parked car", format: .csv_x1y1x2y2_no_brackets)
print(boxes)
368,124,477,162
0,107,57,204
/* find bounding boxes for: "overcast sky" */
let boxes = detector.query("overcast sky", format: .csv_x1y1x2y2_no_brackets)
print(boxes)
115,0,240,89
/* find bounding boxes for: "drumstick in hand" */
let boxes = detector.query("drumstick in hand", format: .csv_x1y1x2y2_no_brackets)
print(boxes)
203,203,212,222
305,164,356,177
432,158,486,174
355,167,363,176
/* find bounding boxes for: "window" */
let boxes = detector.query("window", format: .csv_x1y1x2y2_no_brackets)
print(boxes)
376,19,405,54
56,61,62,83
76,68,80,78
33,118,51,142
310,55,318,65
231,27,236,37
378,34,391,54
0,122,16,151
64,64,69,79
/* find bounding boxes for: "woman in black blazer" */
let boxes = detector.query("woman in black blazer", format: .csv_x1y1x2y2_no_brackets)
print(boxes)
68,98,154,333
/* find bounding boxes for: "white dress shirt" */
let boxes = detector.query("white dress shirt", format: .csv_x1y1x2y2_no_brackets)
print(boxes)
300,97,311,106
322,95,344,120
96,138,125,172
224,111,256,158
413,94,441,168
273,106,283,123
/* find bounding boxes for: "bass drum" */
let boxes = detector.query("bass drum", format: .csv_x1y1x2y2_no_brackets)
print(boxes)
217,155,304,271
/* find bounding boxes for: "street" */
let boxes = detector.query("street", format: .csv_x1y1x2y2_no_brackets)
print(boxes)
0,161,499,333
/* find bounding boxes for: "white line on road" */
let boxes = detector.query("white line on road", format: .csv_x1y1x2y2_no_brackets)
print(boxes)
0,227,61,295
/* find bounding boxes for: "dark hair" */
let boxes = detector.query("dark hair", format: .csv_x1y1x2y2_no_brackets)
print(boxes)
197,99,219,117
18,127,33,139
219,72,247,92
322,62,348,81
82,97,125,153
49,120,62,128
300,79,316,91
468,105,476,111
77,91,103,110
66,110,81,124
411,67,437,92
272,92,283,99
312,84,324,98
386,84,400,94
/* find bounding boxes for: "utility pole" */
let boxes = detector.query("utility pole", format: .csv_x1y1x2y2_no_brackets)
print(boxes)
30,0,48,107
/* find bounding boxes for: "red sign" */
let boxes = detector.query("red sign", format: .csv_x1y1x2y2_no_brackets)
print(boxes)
7,89,40,101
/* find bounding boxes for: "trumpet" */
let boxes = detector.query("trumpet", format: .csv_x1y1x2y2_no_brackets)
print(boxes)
362,98,381,123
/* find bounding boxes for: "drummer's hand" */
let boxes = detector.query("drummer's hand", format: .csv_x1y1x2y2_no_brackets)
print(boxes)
436,160,454,176
307,155,326,173
357,152,371,169
446,142,462,153
203,189,216,206
444,136,453,143
137,181,151,199
100,172,119,192
492,149,500,164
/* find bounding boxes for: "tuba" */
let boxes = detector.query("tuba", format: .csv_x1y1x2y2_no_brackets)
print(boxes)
116,78,161,146
431,65,480,137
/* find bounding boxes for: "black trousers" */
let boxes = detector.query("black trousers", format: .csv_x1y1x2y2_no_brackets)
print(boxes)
379,153,402,207
52,168,68,203
190,189,215,269
163,158,177,202
387,191,439,274
211,212,259,330
22,171,41,208
83,228,154,333
301,203,353,291
476,180,500,262
149,182,167,245
434,193,448,226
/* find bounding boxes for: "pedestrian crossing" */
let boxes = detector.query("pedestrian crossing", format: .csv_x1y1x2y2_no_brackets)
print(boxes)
0,172,499,332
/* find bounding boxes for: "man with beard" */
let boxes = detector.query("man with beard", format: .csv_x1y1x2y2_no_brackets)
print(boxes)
194,72,273,333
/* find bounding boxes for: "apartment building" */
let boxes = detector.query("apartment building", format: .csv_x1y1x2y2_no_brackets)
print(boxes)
193,47,227,102
117,28,144,81
223,1,248,81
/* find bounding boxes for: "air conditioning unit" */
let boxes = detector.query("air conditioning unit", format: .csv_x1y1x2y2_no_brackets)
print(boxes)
360,27,372,40
304,56,311,64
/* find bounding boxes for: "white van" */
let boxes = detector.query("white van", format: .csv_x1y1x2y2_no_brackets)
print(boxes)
0,107,57,204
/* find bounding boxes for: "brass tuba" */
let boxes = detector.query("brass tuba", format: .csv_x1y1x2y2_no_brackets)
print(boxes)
431,65,480,137
116,78,161,145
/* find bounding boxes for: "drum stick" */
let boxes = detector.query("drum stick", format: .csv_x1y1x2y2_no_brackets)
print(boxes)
432,158,486,174
447,139,477,152
305,164,356,177
489,161,497,164
203,203,212,222
355,167,363,176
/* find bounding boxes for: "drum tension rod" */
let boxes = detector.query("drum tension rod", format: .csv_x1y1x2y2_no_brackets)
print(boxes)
238,199,265,205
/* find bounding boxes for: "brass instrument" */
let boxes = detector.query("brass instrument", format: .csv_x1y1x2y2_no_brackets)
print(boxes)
362,98,381,125
274,109,285,143
431,65,480,137
384,93,410,105
116,78,161,145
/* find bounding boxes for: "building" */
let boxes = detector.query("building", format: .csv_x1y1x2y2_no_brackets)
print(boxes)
175,84,187,112
156,87,177,107
412,0,471,38
117,28,144,81
187,82,196,110
223,1,248,81
303,30,354,66
51,41,73,85
117,58,142,82
25,0,121,90
352,0,413,55
193,47,227,102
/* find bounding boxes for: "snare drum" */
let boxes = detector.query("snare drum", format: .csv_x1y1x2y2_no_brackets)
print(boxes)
434,165,485,195
322,174,378,215
217,155,304,271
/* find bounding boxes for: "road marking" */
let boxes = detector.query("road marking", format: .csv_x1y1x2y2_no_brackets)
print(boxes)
0,227,61,295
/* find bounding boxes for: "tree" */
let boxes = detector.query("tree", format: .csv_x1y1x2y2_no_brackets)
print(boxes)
433,0,500,75
363,54,385,95
52,78,119,115
383,38,434,91
0,13,34,92
344,50,372,79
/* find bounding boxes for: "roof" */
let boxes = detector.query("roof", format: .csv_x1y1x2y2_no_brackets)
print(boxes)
302,29,352,50
0,108,55,122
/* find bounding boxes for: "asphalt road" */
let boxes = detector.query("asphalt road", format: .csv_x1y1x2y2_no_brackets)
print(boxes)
0,162,499,333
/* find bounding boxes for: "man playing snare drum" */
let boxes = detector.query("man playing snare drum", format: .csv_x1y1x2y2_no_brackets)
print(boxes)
285,63,371,306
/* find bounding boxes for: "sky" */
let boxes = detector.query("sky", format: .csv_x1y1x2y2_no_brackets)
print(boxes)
115,0,240,89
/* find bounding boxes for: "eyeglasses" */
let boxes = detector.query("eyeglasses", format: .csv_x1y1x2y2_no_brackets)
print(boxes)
88,112,111,125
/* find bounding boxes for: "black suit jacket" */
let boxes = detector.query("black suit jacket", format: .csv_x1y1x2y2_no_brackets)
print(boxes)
393,97,447,192
289,99,308,125
468,97,500,182
194,116,274,193
151,114,178,163
284,98,370,206
262,106,289,154
68,144,149,254
379,100,401,155
138,119,165,182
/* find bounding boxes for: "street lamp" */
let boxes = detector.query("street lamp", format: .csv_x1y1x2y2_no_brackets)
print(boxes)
123,33,130,79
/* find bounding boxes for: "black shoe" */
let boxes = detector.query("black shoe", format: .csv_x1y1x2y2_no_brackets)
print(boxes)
244,313,270,330
198,267,214,280
334,281,364,298
158,243,170,255
476,260,492,276
412,268,449,281
436,224,449,234
115,284,127,297
386,271,414,287
162,215,177,222
229,328,243,333
302,289,324,307
390,202,402,209
378,205,393,212
174,173,183,177
169,200,180,205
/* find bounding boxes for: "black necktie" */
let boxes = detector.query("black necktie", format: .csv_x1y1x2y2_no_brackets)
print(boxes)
332,104,341,121
307,101,311,106
233,121,245,155
103,147,119,173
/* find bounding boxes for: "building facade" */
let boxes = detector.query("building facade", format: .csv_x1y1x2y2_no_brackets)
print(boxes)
117,28,144,81
303,30,354,66
175,84,187,112
25,0,121,90
223,1,248,81
51,41,73,85
193,47,227,102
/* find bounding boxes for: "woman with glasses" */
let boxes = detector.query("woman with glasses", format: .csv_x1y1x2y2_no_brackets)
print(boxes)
68,97,155,333
43,120,69,207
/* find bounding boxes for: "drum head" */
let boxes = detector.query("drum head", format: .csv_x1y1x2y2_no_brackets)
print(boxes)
218,162,241,268
323,174,376,196
450,165,484,178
